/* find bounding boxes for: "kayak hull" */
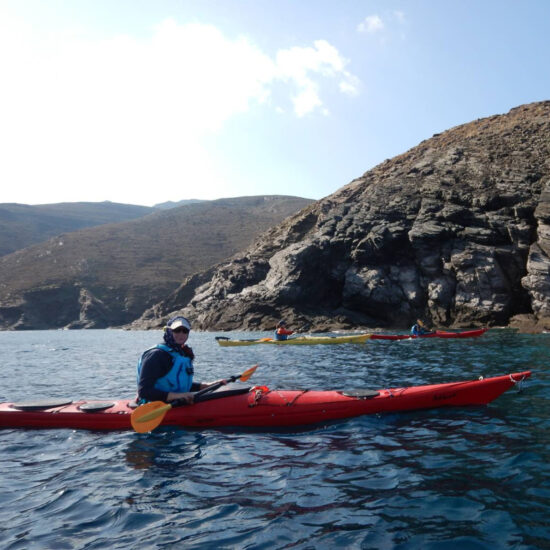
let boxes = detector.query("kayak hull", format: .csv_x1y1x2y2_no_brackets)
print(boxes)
217,333,371,346
371,328,488,340
0,371,530,431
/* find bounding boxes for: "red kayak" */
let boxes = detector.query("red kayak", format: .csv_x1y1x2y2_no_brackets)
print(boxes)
371,328,488,340
0,371,529,431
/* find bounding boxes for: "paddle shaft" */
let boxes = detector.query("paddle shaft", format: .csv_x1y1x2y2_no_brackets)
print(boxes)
193,374,240,399
172,366,257,406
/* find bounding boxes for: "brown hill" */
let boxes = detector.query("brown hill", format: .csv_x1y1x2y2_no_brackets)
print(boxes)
137,101,550,333
0,201,155,257
0,195,313,329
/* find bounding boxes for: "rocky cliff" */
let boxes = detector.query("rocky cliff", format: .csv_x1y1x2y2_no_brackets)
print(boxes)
136,101,550,332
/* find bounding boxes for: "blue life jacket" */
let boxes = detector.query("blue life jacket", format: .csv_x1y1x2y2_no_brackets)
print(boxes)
274,330,288,341
411,324,431,336
136,344,194,393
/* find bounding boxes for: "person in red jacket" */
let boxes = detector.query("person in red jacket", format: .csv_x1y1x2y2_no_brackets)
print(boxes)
274,320,294,341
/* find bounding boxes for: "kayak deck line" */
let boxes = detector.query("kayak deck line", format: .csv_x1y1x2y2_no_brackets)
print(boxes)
252,371,530,405
380,371,529,400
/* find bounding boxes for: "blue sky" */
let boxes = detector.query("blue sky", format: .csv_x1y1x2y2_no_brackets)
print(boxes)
0,0,548,206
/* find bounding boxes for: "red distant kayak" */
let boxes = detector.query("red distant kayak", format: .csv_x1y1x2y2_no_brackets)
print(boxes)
0,369,529,431
371,328,488,340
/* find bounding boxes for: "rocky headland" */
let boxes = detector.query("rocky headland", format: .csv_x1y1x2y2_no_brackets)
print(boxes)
134,101,550,333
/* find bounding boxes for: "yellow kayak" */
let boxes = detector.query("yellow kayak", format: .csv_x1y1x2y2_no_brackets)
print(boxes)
215,333,371,347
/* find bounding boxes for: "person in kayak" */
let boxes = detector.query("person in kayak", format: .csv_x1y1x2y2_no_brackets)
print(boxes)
274,320,294,341
137,315,224,404
410,319,435,336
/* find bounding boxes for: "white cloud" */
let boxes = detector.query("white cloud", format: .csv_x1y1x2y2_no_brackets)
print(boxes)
357,15,384,33
339,74,361,96
292,86,323,117
0,17,359,203
276,39,357,115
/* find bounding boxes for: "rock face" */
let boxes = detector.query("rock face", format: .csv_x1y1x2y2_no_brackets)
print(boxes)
136,101,550,332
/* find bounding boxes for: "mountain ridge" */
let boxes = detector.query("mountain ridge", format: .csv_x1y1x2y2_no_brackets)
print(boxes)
0,201,156,257
0,195,313,329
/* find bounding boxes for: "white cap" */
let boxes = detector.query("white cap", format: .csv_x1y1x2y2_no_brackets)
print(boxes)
167,316,191,331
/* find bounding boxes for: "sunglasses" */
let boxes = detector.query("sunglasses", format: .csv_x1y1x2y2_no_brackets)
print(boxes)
173,327,189,334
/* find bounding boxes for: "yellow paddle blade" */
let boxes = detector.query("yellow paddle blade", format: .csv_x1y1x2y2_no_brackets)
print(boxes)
239,364,258,382
136,403,172,423
131,401,172,433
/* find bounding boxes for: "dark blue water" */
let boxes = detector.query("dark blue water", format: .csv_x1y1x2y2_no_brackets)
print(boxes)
0,329,548,549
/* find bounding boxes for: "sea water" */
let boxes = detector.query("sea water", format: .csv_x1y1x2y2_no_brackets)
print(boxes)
0,329,548,549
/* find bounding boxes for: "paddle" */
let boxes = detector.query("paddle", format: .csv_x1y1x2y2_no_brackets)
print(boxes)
285,322,311,341
130,364,258,433
417,319,436,335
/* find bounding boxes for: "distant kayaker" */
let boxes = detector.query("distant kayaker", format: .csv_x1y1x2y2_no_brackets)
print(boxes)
275,320,294,341
137,315,225,404
410,319,435,336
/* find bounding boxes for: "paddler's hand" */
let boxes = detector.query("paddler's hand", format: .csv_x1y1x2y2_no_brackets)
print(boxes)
167,391,195,405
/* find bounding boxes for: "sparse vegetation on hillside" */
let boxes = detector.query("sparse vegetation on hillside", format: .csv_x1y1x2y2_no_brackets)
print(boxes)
0,201,155,256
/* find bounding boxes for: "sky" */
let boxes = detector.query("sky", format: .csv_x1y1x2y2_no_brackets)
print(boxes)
0,0,548,207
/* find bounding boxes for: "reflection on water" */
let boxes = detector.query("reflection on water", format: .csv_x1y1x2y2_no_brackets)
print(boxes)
124,432,207,471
